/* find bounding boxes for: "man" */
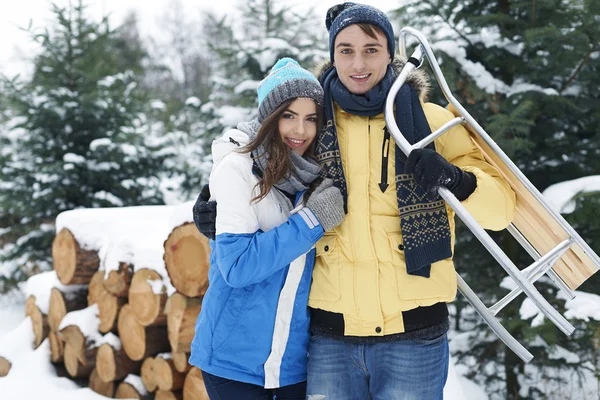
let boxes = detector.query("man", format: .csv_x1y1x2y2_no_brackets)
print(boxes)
195,3,516,399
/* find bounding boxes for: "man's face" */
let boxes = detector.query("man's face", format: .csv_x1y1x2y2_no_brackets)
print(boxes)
333,24,391,95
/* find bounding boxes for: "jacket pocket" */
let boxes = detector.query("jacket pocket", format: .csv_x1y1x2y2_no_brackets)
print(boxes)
211,287,252,352
310,234,341,302
387,232,405,264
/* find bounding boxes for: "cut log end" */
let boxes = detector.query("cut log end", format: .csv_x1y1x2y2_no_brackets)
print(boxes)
0,357,12,377
104,263,133,297
167,294,201,353
27,302,49,348
118,304,169,361
129,269,167,327
164,223,210,297
48,287,88,332
115,382,148,399
154,357,185,391
49,331,65,363
64,343,96,378
96,343,117,382
53,228,99,285
171,352,190,374
98,292,125,333
183,367,210,400
141,357,157,392
89,368,115,397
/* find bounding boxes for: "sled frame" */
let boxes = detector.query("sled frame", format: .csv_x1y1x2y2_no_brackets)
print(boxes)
384,27,600,363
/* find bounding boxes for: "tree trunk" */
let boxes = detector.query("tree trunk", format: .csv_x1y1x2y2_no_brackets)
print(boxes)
154,356,186,391
89,367,115,397
183,367,210,400
49,331,65,363
96,342,142,382
141,357,158,392
64,343,96,378
104,262,134,297
166,293,202,353
115,381,152,400
48,287,88,332
163,223,210,297
25,296,49,348
53,228,100,285
156,390,183,400
129,269,168,326
118,304,170,361
0,357,11,377
172,352,191,374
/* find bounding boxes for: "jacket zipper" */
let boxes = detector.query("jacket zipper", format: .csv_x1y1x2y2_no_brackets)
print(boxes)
379,127,391,193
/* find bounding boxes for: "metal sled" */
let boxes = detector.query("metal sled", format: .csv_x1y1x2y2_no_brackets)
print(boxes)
385,27,600,362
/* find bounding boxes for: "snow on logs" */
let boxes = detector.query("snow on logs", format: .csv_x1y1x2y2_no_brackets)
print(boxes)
164,223,210,297
52,228,100,285
115,375,152,399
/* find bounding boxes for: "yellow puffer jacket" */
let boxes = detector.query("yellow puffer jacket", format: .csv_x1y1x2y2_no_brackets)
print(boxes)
308,62,516,337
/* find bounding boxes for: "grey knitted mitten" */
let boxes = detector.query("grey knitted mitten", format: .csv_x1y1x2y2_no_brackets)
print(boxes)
305,178,345,232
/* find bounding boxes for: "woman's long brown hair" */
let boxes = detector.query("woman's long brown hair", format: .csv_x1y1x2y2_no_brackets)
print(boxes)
242,98,324,202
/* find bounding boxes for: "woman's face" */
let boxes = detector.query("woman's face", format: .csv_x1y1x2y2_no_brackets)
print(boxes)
278,98,318,156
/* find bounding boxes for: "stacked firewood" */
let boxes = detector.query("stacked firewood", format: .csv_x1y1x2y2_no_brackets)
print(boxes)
24,222,211,400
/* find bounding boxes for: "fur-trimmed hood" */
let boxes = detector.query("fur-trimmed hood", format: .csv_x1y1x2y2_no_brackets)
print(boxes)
314,56,431,102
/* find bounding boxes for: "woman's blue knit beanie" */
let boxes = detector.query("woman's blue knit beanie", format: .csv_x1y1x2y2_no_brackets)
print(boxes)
326,2,395,62
256,58,324,123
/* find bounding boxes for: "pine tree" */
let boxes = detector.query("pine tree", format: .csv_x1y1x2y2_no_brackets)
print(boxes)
393,0,600,398
0,1,167,291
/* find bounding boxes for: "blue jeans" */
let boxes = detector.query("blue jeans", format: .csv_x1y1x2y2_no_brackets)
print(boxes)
201,371,306,400
306,332,449,400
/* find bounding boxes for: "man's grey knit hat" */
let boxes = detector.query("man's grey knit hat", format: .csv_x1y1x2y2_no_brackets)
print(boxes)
257,58,324,123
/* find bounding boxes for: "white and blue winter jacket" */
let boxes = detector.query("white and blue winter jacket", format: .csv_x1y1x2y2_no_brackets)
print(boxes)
189,128,325,388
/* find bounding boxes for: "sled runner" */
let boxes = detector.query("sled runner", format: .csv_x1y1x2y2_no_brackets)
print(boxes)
386,27,600,362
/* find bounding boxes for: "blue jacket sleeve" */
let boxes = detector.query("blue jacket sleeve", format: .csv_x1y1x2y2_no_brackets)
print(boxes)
214,210,323,288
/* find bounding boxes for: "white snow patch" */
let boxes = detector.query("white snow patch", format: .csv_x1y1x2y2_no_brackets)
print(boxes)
124,374,148,395
185,97,201,107
58,304,103,347
24,271,86,315
156,352,173,360
542,176,600,214
97,332,122,351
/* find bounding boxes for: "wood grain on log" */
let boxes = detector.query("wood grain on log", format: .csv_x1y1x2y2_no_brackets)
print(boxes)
88,271,106,306
64,343,96,378
129,269,167,327
166,294,201,353
154,357,186,391
118,304,169,361
0,357,11,377
89,368,115,397
171,352,190,374
104,263,133,297
96,343,141,383
48,287,88,332
155,389,183,400
164,223,210,298
98,292,126,333
53,228,99,285
49,331,65,363
183,367,210,400
115,381,151,399
25,296,49,348
141,357,157,392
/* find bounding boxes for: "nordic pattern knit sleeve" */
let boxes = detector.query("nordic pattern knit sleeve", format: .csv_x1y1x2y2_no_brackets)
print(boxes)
209,154,324,288
424,102,517,231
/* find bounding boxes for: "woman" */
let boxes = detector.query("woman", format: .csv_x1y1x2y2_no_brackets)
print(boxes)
189,58,345,400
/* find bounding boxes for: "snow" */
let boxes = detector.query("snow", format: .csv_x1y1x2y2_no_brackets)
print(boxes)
0,318,109,400
24,270,86,314
98,332,122,351
217,105,256,128
542,175,600,214
185,96,201,107
124,374,148,396
58,304,103,347
54,202,195,294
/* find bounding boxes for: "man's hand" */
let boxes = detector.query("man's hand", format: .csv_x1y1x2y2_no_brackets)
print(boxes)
405,149,476,201
192,184,217,240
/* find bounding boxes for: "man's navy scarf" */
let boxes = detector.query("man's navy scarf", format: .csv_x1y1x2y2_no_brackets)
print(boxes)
315,65,452,277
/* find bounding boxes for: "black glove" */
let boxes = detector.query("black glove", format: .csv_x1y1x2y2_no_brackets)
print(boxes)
192,184,217,240
405,149,477,201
